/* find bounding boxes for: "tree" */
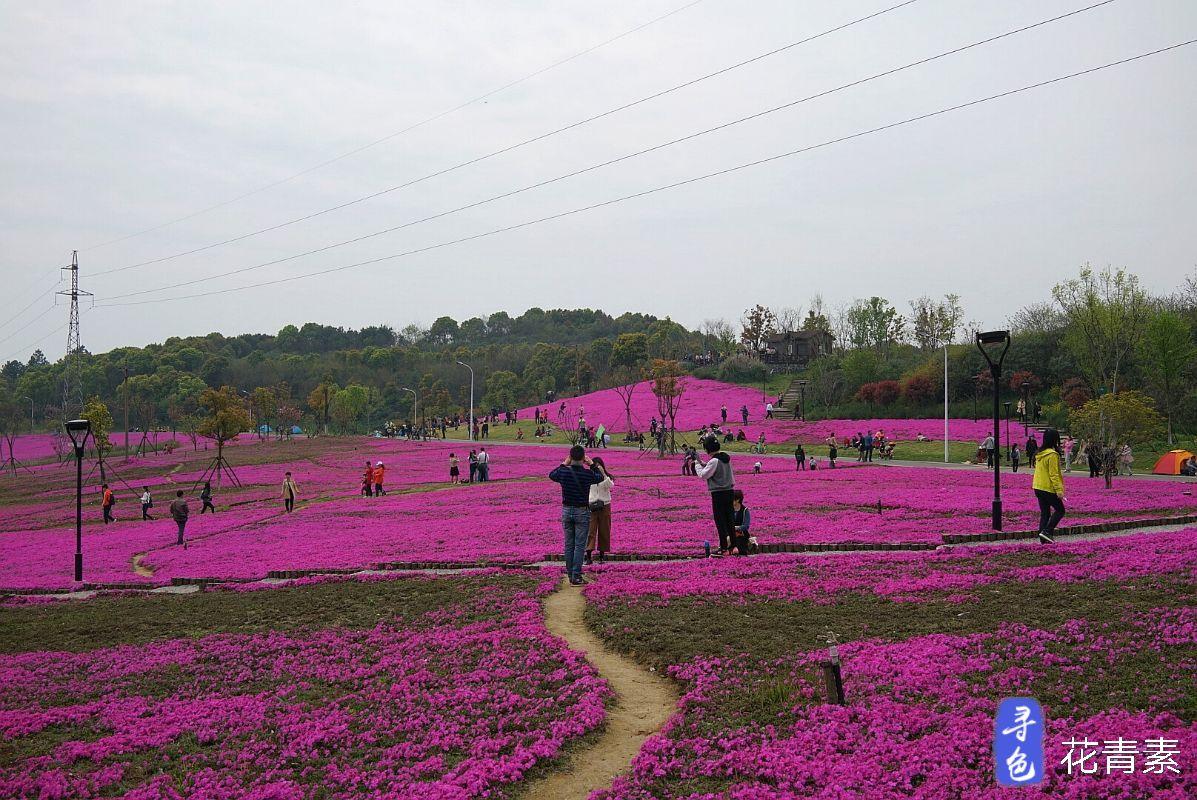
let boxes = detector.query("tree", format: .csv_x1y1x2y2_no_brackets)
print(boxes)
845,297,905,354
249,387,279,438
197,386,253,484
901,374,936,405
482,371,523,411
650,360,686,454
1069,391,1164,488
909,294,962,350
700,319,738,356
739,305,778,356
609,365,643,435
1052,265,1149,393
611,333,649,370
0,388,23,475
330,384,371,433
776,305,803,332
307,380,338,435
802,294,832,334
81,396,114,482
1137,310,1195,444
427,316,459,346
276,404,301,439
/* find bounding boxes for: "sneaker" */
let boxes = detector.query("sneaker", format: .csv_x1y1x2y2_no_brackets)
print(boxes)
583,553,593,566
569,577,584,586
1037,531,1054,544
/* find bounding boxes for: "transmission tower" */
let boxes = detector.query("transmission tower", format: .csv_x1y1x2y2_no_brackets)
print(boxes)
58,251,91,416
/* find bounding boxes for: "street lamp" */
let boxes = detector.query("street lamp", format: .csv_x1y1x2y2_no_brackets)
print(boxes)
1020,381,1030,437
456,360,475,442
21,396,34,434
1003,401,1012,464
796,380,808,422
64,418,91,582
401,387,418,437
975,330,1011,531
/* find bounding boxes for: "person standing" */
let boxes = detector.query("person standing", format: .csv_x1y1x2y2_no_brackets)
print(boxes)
200,481,216,514
362,461,375,497
550,445,605,585
477,448,490,482
373,461,387,495
140,486,155,521
794,444,806,471
982,434,996,468
1025,435,1038,466
101,484,115,524
468,450,478,483
281,472,298,513
765,401,774,419
863,431,875,462
1118,445,1134,476
731,489,751,556
695,437,735,555
740,405,749,425
1010,443,1021,473
169,490,189,545
585,457,614,565
828,441,838,469
721,404,728,424
1032,428,1066,544
449,453,461,484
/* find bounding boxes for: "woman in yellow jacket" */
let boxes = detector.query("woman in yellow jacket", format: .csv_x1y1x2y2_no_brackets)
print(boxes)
1032,428,1066,543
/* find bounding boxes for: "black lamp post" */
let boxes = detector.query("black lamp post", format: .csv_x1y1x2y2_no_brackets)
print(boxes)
64,418,91,582
796,380,808,421
975,331,1011,531
1021,381,1030,437
1003,401,1012,464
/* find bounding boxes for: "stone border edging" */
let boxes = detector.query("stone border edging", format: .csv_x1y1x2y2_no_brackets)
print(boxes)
941,514,1197,544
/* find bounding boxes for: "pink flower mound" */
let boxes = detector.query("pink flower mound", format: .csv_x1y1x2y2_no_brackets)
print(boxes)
583,528,1197,606
0,579,610,799
597,610,1195,799
520,378,1023,442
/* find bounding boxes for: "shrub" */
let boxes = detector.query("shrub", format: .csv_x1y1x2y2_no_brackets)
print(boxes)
717,355,768,384
874,380,901,406
901,374,936,405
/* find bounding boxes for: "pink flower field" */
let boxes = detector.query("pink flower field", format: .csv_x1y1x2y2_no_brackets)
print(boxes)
1,438,1195,590
0,574,608,799
1,435,1193,799
522,378,1025,443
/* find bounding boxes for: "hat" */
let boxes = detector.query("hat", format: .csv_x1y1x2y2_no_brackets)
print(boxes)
376,461,383,467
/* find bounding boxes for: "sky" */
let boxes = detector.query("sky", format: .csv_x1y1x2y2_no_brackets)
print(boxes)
1,0,1195,361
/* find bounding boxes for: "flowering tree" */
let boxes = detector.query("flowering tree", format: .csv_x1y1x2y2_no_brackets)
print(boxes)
1069,391,1164,488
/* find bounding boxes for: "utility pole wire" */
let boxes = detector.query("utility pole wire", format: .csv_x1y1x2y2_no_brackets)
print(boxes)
94,0,1118,305
94,40,1196,308
90,0,923,277
81,0,709,253
92,39,1196,309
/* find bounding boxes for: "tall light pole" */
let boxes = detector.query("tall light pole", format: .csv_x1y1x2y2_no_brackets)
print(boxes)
976,331,1011,531
1021,381,1030,438
21,396,34,435
64,418,90,582
942,344,949,463
796,380,808,421
401,387,418,436
456,360,475,442
1004,401,1012,464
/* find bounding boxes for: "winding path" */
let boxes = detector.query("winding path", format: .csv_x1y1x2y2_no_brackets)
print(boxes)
522,578,678,799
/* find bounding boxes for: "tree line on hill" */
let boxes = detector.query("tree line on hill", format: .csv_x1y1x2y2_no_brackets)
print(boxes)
0,266,1193,450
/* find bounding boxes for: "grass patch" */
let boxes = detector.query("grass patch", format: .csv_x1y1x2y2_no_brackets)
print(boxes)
0,573,540,653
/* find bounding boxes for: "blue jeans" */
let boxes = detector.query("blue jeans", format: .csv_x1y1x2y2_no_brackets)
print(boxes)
562,506,591,581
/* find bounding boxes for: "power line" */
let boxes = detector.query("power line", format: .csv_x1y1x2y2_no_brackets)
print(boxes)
81,0,709,252
0,306,56,349
0,281,59,334
0,320,69,365
94,0,1121,305
90,0,923,277
94,39,1196,310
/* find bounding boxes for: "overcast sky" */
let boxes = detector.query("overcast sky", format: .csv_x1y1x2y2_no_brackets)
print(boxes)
1,0,1194,361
